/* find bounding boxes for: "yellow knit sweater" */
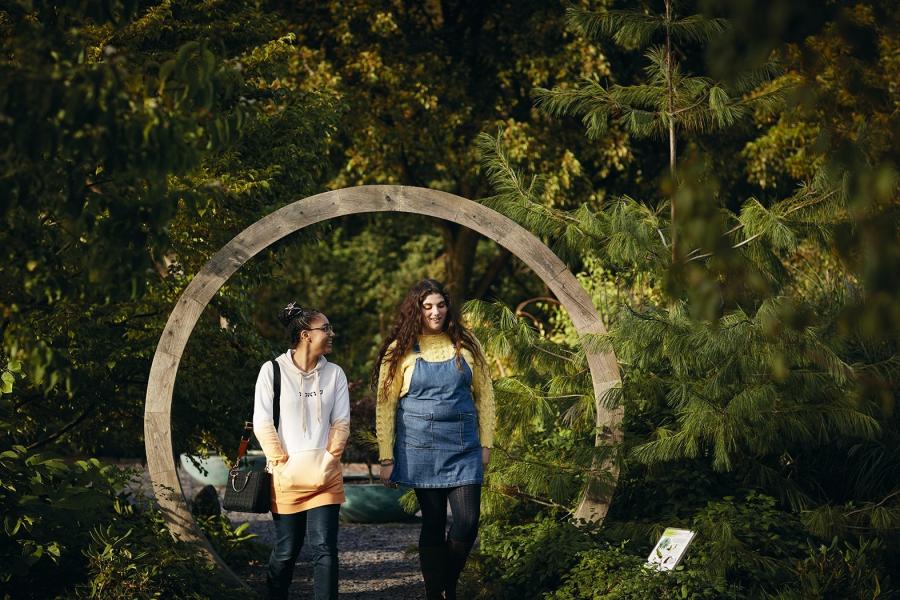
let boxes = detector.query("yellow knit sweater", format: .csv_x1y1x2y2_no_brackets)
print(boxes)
375,333,495,461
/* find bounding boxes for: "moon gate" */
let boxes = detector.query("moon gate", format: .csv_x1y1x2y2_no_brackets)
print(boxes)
144,185,623,582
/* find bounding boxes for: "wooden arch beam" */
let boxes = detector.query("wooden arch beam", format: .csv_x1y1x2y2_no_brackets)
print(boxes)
144,185,623,582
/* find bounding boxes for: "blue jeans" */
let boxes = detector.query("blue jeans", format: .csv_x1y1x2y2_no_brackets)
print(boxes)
267,504,340,600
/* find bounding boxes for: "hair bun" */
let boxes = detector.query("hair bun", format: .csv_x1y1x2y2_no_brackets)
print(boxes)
279,302,304,326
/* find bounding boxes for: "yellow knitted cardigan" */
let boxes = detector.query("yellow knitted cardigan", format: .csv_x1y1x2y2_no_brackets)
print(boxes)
375,333,495,461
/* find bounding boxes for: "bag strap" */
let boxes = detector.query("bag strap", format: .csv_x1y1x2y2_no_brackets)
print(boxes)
272,359,281,430
233,359,281,466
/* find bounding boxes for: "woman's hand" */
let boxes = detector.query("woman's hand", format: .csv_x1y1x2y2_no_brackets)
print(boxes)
482,447,491,468
379,463,394,487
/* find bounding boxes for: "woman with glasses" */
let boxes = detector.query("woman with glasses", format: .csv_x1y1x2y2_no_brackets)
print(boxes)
373,279,495,600
253,303,350,600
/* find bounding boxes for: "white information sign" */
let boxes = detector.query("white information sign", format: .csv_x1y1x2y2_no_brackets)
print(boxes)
646,528,696,571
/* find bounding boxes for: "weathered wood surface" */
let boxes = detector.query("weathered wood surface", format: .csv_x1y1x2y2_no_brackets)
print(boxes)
144,185,623,584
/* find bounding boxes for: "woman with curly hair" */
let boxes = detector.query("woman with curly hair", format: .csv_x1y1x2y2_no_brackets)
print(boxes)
373,279,495,600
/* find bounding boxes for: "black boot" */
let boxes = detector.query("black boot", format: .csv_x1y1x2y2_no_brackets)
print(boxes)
444,539,473,600
419,544,446,600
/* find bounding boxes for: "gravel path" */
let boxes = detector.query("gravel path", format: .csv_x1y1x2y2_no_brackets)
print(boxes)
129,463,426,598
240,516,423,599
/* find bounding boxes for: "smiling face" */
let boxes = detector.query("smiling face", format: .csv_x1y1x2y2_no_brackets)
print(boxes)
420,292,449,334
302,313,334,355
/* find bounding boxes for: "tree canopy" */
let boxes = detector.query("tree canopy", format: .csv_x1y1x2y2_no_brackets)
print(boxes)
1,0,898,597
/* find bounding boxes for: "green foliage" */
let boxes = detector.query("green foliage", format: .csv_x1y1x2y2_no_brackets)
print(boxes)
549,544,727,600
474,517,598,599
689,493,808,593
78,509,246,600
567,6,729,49
399,489,420,515
0,444,263,598
469,2,898,599
0,446,125,596
196,515,268,567
537,4,780,142
772,538,893,600
475,516,728,600
1,0,341,457
616,298,881,475
276,0,630,299
1,1,897,598
2,2,237,297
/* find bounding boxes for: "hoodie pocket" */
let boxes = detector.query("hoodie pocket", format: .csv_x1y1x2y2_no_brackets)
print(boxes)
274,448,338,493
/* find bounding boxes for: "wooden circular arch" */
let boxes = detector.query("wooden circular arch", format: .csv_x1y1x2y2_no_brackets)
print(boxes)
144,185,623,582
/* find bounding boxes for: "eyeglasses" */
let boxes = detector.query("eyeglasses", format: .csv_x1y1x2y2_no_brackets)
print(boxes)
306,324,334,334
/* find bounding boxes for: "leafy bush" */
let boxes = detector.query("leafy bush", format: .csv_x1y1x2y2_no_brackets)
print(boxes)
0,446,125,597
690,492,809,596
77,507,247,600
197,514,269,567
770,538,896,600
472,517,598,599
549,544,729,600
0,444,264,599
471,513,730,599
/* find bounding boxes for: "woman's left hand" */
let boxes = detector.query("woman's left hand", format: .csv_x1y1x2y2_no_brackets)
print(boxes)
482,447,491,468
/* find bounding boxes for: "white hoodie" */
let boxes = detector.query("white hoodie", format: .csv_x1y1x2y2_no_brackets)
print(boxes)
253,351,350,513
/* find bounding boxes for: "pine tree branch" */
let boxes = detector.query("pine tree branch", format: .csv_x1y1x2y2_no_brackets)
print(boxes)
656,227,669,247
566,7,664,47
729,231,765,249
529,342,577,364
843,489,900,517
782,187,840,217
492,445,601,477
488,483,573,513
681,183,845,264
669,97,707,117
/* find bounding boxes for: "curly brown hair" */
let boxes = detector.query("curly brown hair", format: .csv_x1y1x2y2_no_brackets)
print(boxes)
371,279,485,401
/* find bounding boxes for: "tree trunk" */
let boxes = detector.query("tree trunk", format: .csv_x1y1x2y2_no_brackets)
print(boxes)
472,247,512,299
440,222,479,304
666,0,677,262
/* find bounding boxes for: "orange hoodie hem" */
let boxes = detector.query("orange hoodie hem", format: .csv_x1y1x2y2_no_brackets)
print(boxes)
270,472,345,514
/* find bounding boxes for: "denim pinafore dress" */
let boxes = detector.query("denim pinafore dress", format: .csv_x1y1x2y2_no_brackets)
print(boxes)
390,343,483,488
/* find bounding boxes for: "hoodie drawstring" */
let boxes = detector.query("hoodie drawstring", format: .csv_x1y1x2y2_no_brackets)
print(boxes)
286,351,326,437
300,372,308,436
315,368,322,427
296,366,323,436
